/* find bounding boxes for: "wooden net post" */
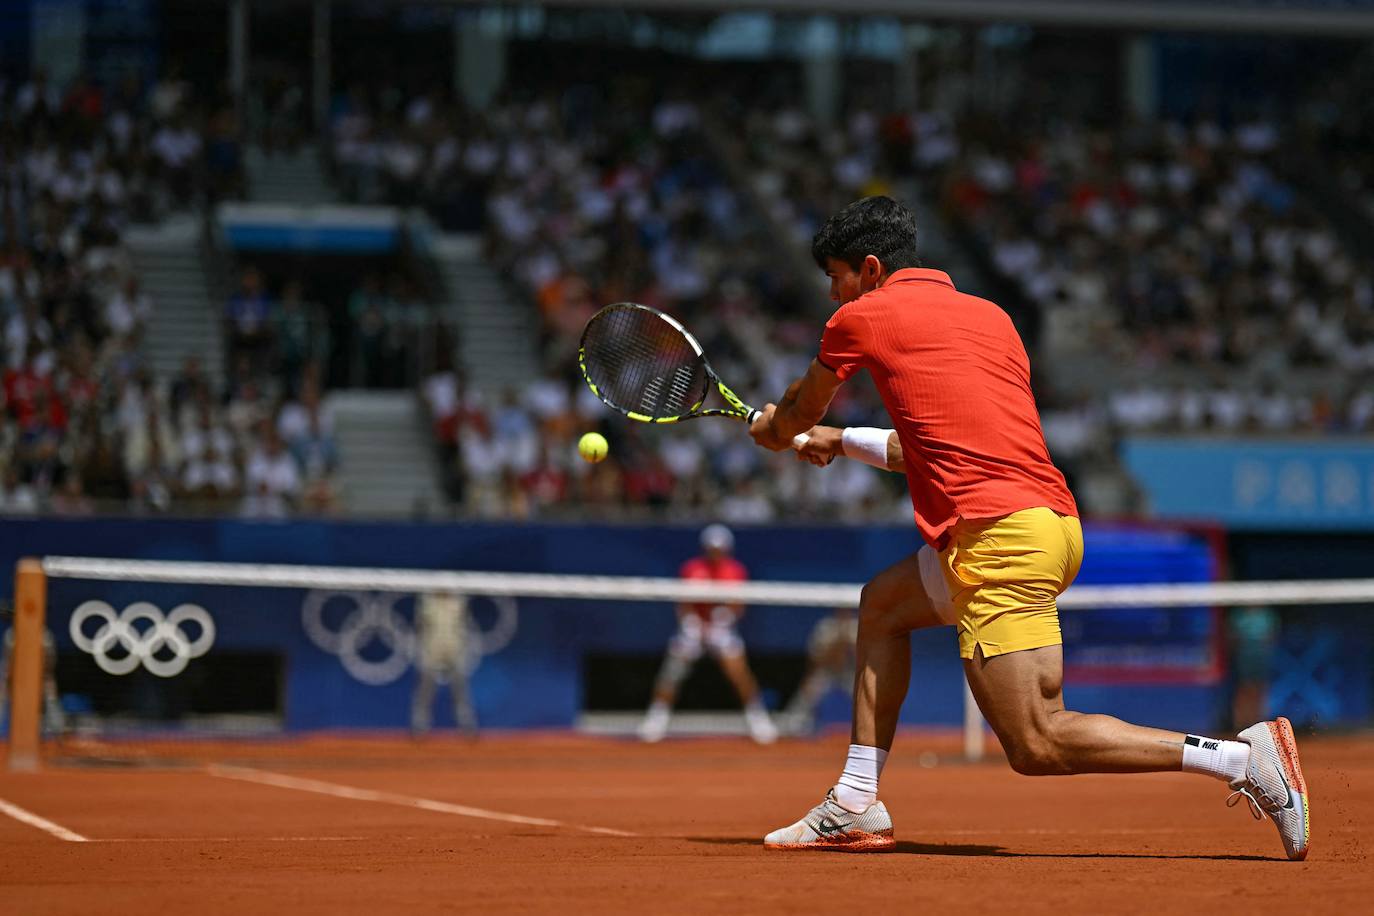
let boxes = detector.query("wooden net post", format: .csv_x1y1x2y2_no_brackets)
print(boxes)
9,558,47,772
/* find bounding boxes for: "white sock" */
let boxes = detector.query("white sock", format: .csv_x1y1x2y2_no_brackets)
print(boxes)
833,744,888,813
1181,735,1250,783
644,701,669,724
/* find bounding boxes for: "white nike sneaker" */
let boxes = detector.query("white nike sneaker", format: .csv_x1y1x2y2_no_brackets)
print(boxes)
1229,717,1311,861
763,790,895,851
637,709,669,743
746,709,779,745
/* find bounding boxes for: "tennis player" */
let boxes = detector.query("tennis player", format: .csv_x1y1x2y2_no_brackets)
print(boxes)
638,524,779,744
410,592,478,737
748,196,1309,859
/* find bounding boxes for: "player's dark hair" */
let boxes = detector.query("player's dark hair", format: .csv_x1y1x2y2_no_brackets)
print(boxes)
811,196,922,273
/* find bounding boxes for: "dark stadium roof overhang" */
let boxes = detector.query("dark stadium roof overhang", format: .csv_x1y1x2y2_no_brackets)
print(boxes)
426,0,1374,37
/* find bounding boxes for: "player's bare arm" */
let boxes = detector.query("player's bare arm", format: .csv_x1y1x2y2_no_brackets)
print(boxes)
795,426,904,472
748,359,841,450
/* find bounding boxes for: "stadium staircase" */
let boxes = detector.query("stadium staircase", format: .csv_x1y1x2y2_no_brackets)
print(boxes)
432,234,539,392
125,214,226,387
246,145,339,205
331,390,448,517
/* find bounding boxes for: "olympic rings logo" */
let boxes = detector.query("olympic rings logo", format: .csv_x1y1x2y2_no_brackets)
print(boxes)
301,591,517,686
69,601,216,678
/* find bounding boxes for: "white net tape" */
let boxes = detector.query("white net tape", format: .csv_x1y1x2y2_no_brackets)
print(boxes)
32,555,1374,763
39,556,1374,609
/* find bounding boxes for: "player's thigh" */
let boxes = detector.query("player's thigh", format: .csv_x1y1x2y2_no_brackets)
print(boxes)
859,549,951,636
962,643,1065,746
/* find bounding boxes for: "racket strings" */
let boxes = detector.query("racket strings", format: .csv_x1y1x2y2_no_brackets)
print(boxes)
582,307,708,419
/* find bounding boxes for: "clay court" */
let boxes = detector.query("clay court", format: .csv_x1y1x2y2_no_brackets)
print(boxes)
1,732,1370,915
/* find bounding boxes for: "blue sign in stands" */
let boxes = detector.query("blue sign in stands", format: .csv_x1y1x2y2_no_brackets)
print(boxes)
217,203,402,252
1122,438,1374,529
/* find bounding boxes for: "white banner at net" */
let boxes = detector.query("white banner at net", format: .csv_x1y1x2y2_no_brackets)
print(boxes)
38,556,1374,609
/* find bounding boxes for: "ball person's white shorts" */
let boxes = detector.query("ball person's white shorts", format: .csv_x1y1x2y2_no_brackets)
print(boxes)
668,607,745,660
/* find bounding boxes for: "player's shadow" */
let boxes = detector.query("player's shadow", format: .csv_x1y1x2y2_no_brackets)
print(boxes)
688,837,1276,862
687,837,1001,856
893,841,1276,862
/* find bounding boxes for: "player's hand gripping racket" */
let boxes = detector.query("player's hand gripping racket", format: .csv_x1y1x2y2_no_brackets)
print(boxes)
579,302,809,448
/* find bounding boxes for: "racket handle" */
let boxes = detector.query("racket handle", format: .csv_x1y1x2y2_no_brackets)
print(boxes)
744,409,809,449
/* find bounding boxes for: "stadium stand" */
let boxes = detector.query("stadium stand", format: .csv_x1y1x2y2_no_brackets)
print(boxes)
0,67,352,518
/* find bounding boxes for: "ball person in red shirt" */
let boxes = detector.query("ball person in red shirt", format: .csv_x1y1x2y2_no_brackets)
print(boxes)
638,524,779,745
748,197,1308,859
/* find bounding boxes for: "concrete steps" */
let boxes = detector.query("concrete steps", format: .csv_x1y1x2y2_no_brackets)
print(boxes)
433,234,539,393
124,216,225,387
331,390,447,517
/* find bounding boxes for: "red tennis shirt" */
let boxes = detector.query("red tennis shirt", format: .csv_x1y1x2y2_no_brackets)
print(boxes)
818,268,1077,549
679,555,747,620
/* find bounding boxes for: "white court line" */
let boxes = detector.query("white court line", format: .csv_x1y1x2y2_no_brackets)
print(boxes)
207,765,637,838
91,835,374,843
0,796,88,843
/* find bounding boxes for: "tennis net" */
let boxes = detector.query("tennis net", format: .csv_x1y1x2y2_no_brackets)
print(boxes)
5,555,1373,769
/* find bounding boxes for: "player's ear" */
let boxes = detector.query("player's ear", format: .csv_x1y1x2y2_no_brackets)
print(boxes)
862,254,884,287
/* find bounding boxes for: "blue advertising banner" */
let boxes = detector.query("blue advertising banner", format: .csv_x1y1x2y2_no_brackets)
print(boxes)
0,518,1247,735
1122,438,1374,529
217,204,402,253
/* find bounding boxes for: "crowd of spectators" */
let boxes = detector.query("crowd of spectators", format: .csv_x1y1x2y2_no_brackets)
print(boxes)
421,359,907,522
0,65,301,518
385,67,1369,521
935,116,1374,382
732,87,1374,513
377,76,914,521
344,271,446,388
11,54,1373,523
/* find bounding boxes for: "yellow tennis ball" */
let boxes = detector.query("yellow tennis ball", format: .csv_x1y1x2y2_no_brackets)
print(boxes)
578,432,609,463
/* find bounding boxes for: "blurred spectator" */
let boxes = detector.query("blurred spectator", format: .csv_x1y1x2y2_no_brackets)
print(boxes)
151,113,203,206
124,400,180,493
272,280,319,392
243,426,302,515
51,469,95,516
0,465,39,515
182,444,239,503
277,377,338,477
227,266,273,366
104,275,152,342
169,354,210,424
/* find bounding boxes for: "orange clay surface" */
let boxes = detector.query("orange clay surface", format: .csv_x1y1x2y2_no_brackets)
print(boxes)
0,731,1370,915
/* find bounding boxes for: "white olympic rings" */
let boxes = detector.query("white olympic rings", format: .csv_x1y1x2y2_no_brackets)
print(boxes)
69,600,216,678
301,590,518,686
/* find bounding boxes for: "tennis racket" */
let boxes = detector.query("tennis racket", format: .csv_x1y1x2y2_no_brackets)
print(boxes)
578,302,809,447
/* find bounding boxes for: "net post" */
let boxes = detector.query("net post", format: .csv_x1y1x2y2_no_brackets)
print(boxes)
962,678,984,762
9,558,47,772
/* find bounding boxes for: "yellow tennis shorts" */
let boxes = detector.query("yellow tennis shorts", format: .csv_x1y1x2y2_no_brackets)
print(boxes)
933,507,1083,660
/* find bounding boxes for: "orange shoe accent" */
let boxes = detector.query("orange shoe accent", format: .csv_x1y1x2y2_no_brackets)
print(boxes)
765,829,896,852
1269,716,1310,860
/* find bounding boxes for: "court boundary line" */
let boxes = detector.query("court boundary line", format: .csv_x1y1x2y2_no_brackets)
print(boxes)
0,796,88,842
206,765,637,838
91,835,375,843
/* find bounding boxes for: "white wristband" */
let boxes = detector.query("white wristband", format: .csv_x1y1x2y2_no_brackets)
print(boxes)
841,427,892,470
